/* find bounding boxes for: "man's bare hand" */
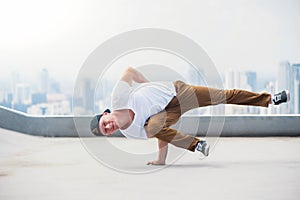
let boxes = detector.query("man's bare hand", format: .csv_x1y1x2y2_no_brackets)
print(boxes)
147,160,166,165
146,140,168,166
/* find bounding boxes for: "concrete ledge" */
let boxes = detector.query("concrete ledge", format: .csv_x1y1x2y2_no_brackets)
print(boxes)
181,115,300,137
1,105,300,137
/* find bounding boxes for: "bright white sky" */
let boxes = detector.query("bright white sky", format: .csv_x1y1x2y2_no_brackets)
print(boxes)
0,0,299,84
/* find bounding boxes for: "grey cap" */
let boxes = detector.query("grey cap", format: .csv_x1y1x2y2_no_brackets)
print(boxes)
90,109,111,136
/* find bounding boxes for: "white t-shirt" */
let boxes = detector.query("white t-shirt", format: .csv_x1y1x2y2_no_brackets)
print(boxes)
111,81,176,139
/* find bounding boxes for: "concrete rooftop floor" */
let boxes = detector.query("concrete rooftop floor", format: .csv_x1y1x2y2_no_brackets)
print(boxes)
0,128,300,200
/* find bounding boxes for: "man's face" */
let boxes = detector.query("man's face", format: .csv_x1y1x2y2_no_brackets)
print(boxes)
99,112,119,135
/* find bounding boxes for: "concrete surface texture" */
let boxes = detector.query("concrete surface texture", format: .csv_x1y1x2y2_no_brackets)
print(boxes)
0,128,300,200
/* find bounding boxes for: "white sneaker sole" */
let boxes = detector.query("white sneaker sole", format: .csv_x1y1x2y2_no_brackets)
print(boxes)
285,90,290,102
203,144,210,157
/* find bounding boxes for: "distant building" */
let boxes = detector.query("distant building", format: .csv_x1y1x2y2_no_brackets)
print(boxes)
31,93,47,105
225,69,238,89
27,101,71,115
11,71,20,98
6,92,13,103
278,61,295,114
0,92,13,109
73,78,94,114
39,68,49,94
12,103,29,113
50,80,61,93
83,79,93,113
245,71,257,92
14,83,31,105
293,63,300,114
188,66,204,85
225,69,255,90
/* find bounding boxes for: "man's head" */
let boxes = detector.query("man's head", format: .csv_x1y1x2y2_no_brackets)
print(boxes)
90,109,119,136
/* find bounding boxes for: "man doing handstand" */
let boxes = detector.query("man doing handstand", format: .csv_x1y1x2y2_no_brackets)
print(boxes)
90,67,290,165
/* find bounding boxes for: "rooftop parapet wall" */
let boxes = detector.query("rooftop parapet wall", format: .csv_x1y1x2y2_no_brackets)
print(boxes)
0,106,299,137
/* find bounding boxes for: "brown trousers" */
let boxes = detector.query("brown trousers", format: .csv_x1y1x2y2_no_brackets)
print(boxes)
144,80,271,152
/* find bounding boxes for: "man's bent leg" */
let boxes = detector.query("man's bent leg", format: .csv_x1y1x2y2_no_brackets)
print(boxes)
154,127,199,151
144,111,199,152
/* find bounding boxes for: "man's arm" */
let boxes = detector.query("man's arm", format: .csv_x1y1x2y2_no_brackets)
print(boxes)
121,67,149,86
147,139,168,165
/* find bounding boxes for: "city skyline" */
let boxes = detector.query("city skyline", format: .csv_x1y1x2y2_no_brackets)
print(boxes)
1,60,299,115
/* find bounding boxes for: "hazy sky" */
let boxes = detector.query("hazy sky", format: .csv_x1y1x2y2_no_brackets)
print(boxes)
0,0,299,84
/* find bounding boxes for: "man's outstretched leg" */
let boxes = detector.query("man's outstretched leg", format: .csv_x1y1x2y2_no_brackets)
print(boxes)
173,80,290,113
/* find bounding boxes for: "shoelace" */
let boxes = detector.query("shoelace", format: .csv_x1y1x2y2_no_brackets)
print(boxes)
274,94,281,102
196,142,203,151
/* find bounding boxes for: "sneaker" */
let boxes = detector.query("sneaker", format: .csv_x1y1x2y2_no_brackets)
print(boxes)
196,140,210,156
272,90,290,105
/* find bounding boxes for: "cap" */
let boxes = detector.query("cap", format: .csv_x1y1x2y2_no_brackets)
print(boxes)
90,109,111,136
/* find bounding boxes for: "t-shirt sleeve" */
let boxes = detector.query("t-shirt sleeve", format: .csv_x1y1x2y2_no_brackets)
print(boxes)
111,80,131,110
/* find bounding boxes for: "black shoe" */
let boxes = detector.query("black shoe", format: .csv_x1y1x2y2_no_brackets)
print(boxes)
273,90,290,105
196,140,210,157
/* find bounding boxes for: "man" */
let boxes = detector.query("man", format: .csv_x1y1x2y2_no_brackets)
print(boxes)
90,67,290,165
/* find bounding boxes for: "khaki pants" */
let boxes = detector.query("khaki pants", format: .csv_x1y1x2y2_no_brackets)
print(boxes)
144,80,271,151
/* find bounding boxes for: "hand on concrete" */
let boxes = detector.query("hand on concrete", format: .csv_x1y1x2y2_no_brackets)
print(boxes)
147,160,166,165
